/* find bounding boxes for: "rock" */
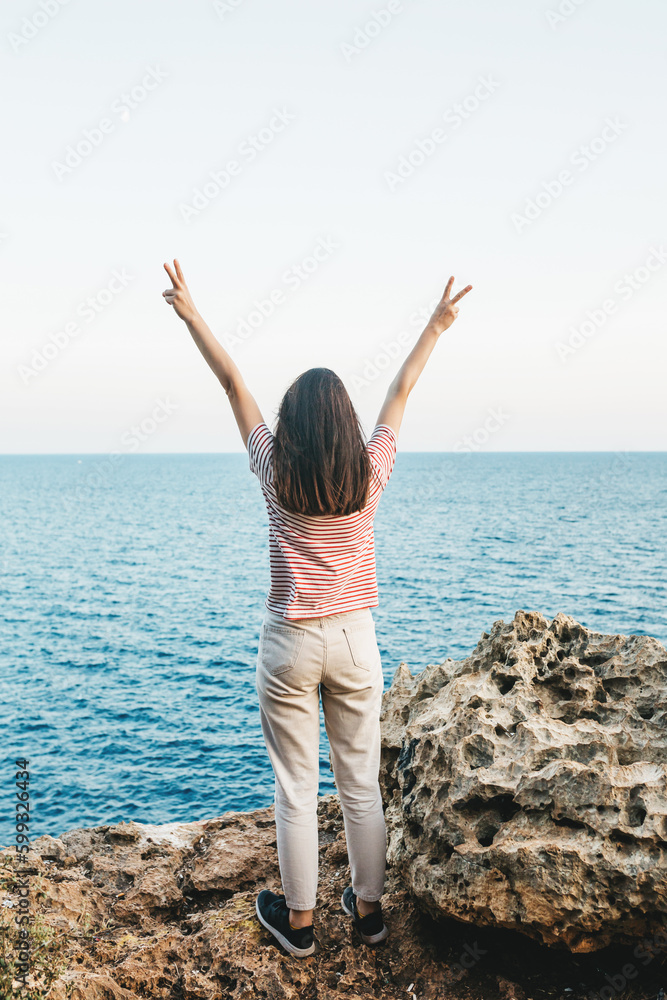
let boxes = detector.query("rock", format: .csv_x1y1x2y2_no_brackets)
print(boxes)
191,806,281,893
2,796,461,1000
28,833,69,861
380,610,667,952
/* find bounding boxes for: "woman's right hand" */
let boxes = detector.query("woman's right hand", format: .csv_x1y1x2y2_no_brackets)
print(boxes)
162,259,199,324
427,276,473,335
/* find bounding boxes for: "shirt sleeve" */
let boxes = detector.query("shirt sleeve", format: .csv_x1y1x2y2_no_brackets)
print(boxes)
247,422,274,487
366,424,398,491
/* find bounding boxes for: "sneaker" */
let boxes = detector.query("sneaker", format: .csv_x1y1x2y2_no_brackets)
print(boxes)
255,889,316,958
341,886,389,944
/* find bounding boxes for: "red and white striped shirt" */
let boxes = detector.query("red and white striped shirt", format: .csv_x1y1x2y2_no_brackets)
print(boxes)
247,422,397,620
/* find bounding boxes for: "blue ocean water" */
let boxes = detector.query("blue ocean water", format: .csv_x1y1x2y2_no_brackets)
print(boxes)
1,451,665,844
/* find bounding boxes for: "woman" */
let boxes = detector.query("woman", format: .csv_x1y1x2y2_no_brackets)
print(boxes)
162,259,472,958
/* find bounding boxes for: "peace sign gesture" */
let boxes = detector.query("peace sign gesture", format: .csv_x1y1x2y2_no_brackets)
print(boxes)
427,276,473,335
162,258,199,324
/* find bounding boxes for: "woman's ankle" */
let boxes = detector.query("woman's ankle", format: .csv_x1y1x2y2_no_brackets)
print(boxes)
289,907,314,928
357,897,381,915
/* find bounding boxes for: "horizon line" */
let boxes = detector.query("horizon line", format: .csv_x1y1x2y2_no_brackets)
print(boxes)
1,450,666,458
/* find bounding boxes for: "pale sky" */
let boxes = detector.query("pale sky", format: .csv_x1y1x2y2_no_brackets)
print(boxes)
1,0,666,453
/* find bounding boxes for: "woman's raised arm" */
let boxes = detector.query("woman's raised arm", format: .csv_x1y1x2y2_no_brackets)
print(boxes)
376,275,472,437
162,259,263,446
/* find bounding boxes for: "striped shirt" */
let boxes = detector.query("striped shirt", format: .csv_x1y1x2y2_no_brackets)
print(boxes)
247,422,397,620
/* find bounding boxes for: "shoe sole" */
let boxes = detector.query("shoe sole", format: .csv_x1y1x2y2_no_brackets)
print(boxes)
255,899,316,958
340,891,389,944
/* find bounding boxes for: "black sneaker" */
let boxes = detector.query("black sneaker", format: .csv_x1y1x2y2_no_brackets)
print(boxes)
341,886,389,944
255,889,316,958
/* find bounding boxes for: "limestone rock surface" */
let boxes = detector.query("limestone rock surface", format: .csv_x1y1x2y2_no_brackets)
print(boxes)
380,610,667,952
1,798,485,1000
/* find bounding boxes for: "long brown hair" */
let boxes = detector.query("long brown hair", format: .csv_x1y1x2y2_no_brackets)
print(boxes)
273,368,374,516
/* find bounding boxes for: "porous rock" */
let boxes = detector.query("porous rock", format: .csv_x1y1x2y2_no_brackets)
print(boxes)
380,610,667,951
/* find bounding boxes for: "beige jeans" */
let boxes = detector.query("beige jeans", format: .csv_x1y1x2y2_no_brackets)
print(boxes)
255,606,387,910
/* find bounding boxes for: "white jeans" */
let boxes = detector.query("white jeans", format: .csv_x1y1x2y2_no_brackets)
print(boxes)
255,606,387,910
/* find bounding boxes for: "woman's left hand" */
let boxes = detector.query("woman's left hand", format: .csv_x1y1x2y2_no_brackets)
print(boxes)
426,276,473,335
162,259,199,324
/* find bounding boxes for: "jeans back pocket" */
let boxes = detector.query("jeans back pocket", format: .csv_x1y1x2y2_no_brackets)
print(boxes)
342,623,380,672
259,623,306,676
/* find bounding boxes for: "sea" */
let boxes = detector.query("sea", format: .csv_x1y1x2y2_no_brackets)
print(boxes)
1,451,665,844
